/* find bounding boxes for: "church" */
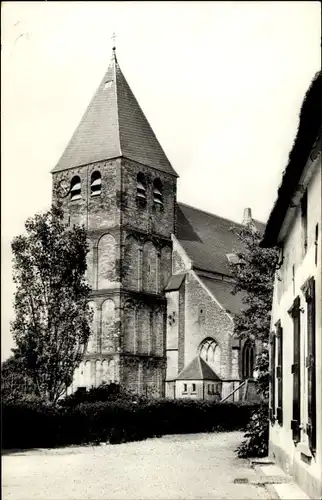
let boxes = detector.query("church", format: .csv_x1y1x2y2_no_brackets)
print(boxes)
52,48,264,402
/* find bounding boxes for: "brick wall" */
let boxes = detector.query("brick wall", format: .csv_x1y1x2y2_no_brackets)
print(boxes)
121,159,176,238
182,271,234,380
52,159,122,230
172,236,192,274
53,155,176,397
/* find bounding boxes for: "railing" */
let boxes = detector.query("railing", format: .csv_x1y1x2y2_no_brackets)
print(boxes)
220,379,247,403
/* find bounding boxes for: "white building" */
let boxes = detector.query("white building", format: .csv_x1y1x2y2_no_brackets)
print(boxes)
261,71,321,499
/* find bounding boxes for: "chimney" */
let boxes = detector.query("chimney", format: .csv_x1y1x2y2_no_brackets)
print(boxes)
242,207,252,225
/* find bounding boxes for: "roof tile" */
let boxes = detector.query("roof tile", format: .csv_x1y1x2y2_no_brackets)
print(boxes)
176,203,264,276
52,52,177,177
177,355,221,381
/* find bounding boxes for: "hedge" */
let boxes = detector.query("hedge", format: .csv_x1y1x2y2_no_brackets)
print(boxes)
2,398,266,450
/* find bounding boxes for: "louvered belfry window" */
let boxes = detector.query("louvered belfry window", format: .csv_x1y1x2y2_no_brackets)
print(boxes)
269,330,276,422
91,171,101,196
303,277,317,453
70,176,81,201
153,179,163,208
276,321,283,425
136,173,147,206
289,296,301,442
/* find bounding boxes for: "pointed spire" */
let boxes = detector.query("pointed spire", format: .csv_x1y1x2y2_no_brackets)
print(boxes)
52,45,177,176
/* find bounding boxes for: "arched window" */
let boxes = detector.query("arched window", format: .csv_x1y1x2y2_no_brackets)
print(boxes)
199,338,218,368
91,171,101,196
70,176,81,201
136,173,147,206
242,340,255,379
153,179,163,208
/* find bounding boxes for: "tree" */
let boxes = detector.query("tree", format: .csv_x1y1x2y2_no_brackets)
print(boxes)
229,222,279,457
10,200,92,404
1,354,35,402
230,222,279,395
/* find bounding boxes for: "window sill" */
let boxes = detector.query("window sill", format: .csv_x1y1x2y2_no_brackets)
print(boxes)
297,442,313,458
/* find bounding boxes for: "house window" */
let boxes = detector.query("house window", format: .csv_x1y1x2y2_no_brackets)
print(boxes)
136,173,147,206
276,322,283,425
70,176,81,201
289,296,301,442
199,338,217,367
192,383,196,393
303,278,316,453
269,331,276,422
153,179,163,209
207,384,215,395
301,190,308,255
90,171,101,196
315,224,318,266
183,383,187,393
242,340,255,379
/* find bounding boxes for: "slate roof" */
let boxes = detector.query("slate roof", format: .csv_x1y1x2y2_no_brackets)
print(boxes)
177,355,221,381
196,272,246,316
261,71,321,247
176,203,264,276
52,51,178,177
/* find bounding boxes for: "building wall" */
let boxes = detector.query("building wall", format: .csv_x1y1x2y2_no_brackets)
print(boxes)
165,290,180,381
172,236,192,274
183,271,234,381
175,380,222,400
175,380,204,399
118,159,175,397
269,157,321,499
52,156,176,397
121,159,176,238
165,267,243,400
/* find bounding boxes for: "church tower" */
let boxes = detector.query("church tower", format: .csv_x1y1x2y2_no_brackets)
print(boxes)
51,48,178,396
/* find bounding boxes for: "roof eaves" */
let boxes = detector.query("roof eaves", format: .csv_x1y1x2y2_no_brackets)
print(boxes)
114,58,122,157
261,72,321,248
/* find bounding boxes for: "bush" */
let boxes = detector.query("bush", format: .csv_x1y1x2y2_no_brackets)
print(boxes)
235,404,269,458
2,398,263,450
59,383,147,407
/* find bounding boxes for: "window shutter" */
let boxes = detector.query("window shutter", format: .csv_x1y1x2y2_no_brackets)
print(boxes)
269,331,276,422
289,296,301,442
276,322,283,426
305,277,316,453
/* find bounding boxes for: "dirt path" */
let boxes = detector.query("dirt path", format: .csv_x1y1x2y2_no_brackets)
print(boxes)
2,431,270,499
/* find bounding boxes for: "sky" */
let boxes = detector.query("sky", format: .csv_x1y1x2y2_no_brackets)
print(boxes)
1,1,321,360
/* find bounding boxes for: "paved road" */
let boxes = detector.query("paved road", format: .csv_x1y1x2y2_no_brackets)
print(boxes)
2,431,270,499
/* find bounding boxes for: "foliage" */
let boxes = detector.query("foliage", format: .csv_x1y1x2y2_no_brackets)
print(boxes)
236,404,269,458
229,222,278,457
1,354,36,402
59,383,148,407
10,199,92,405
230,222,278,397
2,398,265,450
230,223,279,344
